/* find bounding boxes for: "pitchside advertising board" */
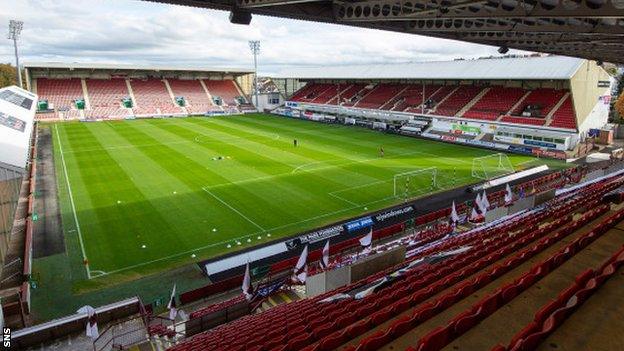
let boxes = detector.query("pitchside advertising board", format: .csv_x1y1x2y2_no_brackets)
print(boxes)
202,203,416,279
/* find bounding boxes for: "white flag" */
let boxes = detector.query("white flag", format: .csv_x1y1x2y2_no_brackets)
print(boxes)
469,207,480,222
481,191,490,209
167,284,177,320
293,245,308,283
475,193,486,214
504,184,513,204
450,201,460,224
320,240,330,269
77,305,99,340
359,227,373,248
242,262,253,301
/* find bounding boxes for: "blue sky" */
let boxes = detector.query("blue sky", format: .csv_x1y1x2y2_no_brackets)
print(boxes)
2,0,527,75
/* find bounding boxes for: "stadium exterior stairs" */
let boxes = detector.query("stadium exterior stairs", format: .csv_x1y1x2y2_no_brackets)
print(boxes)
457,87,490,117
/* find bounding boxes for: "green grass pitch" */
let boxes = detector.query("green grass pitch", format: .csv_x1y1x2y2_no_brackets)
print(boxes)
51,113,550,282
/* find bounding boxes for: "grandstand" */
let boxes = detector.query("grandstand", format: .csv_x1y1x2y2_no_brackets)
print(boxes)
2,4,622,351
130,168,624,351
273,56,613,159
23,62,256,120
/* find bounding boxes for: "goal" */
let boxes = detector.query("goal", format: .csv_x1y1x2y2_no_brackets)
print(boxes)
393,167,438,198
471,153,515,180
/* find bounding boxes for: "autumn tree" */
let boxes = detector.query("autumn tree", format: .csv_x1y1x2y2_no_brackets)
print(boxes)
0,63,18,88
615,92,624,120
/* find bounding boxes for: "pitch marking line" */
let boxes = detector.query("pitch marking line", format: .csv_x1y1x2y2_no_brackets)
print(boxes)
201,187,267,232
55,124,91,280
291,149,471,175
329,179,389,196
89,193,399,278
328,192,360,207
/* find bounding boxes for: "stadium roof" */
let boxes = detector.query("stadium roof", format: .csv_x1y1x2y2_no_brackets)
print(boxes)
23,61,254,74
271,56,585,80
146,0,624,64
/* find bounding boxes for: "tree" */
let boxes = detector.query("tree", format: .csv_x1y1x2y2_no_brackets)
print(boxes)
616,72,624,97
0,63,18,88
615,92,624,120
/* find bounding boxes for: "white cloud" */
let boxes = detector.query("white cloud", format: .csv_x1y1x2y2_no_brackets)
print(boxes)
0,0,529,74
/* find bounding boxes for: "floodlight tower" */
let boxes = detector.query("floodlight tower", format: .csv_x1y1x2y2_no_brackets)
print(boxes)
8,20,24,89
249,40,260,109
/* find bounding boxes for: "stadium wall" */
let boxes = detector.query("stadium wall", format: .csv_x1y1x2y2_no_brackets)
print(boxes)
570,60,612,132
235,74,253,97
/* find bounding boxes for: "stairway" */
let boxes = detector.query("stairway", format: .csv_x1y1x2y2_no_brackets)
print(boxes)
431,86,460,113
80,78,91,110
379,85,409,110
353,84,377,107
501,89,532,120
125,79,138,110
545,92,570,126
457,87,490,117
199,79,222,111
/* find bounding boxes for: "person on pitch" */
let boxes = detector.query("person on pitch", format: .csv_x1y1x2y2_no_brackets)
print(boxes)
379,146,384,157
294,139,298,147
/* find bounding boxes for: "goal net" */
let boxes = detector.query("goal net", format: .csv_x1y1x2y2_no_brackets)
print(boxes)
471,153,515,180
393,167,438,198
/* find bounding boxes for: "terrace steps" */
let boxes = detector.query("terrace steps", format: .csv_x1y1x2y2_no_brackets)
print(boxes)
336,212,587,350
545,92,571,125
440,212,624,350
457,87,490,117
431,86,460,114
501,90,532,120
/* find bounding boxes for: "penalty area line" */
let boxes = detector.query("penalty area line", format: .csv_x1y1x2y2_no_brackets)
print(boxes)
201,187,267,232
88,194,398,279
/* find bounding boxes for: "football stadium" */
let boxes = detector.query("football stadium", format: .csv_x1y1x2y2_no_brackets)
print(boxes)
1,1,624,351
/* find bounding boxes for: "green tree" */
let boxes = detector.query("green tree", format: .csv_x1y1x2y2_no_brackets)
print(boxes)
0,63,18,88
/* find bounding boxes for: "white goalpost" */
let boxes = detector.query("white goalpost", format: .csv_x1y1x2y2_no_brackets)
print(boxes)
393,167,438,198
471,153,515,180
